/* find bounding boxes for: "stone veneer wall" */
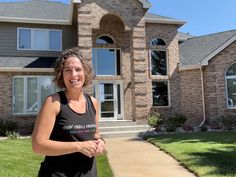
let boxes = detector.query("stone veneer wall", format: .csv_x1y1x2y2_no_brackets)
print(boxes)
77,0,150,121
204,41,236,123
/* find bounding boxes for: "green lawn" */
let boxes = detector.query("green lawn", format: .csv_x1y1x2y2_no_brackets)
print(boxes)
0,138,113,177
147,131,236,177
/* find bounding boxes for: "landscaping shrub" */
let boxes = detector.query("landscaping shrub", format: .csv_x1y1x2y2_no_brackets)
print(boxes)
164,113,187,132
5,131,20,139
148,113,164,128
0,120,17,136
220,115,236,130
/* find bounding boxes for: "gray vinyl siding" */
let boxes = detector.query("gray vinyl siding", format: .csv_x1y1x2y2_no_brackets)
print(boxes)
0,22,77,57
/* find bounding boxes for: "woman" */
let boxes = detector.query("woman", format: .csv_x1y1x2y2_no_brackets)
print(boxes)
32,47,106,177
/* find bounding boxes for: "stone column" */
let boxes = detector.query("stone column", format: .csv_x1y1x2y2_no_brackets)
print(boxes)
77,3,93,94
131,19,152,122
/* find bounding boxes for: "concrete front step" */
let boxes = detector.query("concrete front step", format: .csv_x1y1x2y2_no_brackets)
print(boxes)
99,121,150,138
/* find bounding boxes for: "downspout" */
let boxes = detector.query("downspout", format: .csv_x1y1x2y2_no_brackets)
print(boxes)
199,66,206,127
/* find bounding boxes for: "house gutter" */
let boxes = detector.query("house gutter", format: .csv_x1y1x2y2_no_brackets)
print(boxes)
179,64,206,127
199,66,206,127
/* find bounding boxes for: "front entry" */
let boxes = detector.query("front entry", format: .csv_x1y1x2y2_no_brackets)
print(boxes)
93,81,123,121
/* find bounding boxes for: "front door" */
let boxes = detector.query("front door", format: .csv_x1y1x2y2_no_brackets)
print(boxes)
93,81,123,121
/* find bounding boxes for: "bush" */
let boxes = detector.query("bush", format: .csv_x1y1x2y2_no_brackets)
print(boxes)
219,115,236,130
164,113,187,132
148,114,164,128
221,115,236,126
5,131,20,139
0,120,18,136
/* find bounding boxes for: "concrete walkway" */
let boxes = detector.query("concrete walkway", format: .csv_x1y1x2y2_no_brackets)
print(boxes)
105,137,197,177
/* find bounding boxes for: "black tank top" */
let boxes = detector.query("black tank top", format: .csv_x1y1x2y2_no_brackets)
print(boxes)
38,91,97,177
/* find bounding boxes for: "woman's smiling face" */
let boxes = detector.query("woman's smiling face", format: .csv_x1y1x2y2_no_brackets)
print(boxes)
62,56,85,90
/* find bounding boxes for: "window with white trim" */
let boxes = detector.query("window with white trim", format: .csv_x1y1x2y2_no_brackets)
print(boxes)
13,76,58,114
92,48,120,76
226,63,236,108
152,81,169,106
92,35,120,76
150,37,167,76
17,28,62,51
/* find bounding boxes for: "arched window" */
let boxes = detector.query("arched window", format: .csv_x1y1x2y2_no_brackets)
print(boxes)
150,37,169,107
93,35,120,76
96,35,114,44
150,37,167,76
150,37,166,46
226,63,236,108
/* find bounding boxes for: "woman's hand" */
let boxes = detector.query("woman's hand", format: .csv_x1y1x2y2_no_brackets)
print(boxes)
93,138,106,156
78,140,98,158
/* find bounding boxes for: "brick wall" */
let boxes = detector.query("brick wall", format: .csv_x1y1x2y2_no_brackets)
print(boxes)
0,73,12,119
146,23,181,118
179,69,203,125
204,41,236,123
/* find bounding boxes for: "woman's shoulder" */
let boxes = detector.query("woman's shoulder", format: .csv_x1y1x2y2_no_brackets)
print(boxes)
43,92,61,106
84,94,97,104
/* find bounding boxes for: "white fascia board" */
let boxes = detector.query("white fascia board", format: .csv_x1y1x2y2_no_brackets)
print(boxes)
201,34,236,66
144,17,186,25
73,0,81,3
139,0,152,9
0,67,54,72
0,16,71,25
178,64,201,71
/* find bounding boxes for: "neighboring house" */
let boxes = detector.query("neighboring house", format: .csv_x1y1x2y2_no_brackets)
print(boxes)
0,0,235,133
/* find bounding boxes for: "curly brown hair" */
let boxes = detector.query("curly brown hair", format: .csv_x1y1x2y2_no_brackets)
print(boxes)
53,47,93,88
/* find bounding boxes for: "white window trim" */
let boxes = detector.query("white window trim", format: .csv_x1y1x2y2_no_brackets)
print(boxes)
225,76,236,109
149,49,169,77
152,80,171,108
17,27,62,51
93,48,120,76
12,75,55,115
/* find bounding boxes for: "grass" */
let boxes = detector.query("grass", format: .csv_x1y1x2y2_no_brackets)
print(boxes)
147,131,236,177
0,138,113,177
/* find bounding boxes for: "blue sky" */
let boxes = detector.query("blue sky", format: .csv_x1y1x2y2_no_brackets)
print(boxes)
2,0,236,36
149,0,236,36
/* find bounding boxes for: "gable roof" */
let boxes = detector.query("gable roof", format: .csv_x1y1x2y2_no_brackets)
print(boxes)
0,0,179,25
73,0,151,8
0,0,71,24
179,30,236,69
144,13,185,25
178,32,195,42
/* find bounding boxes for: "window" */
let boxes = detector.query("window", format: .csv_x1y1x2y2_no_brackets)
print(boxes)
13,76,58,114
150,38,166,46
96,35,114,44
150,37,167,76
93,48,120,76
152,81,169,106
151,51,167,75
17,28,62,51
93,35,120,76
226,63,236,108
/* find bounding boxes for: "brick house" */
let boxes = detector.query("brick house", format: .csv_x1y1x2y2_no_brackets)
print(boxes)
0,0,235,133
